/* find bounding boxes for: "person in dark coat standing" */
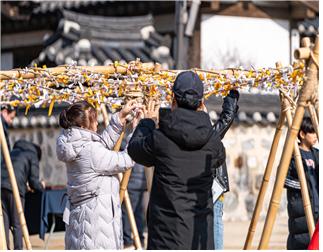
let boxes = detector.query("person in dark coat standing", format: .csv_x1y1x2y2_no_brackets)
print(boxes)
127,71,239,250
284,117,319,250
1,140,45,249
0,104,17,152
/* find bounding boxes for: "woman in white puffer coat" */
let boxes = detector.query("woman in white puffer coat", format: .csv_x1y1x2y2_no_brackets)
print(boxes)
56,100,141,250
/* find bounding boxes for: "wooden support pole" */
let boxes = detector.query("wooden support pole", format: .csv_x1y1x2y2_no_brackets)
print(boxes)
122,189,143,249
315,105,319,124
0,63,295,82
0,63,159,81
244,61,293,249
100,105,142,250
119,169,132,203
285,108,315,237
0,203,7,249
0,120,32,249
308,104,319,141
243,94,286,249
100,104,138,204
258,35,319,250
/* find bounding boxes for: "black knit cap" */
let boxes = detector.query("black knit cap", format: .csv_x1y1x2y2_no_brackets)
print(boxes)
173,71,204,101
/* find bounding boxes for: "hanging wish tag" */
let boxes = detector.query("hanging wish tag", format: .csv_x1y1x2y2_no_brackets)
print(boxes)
212,178,225,203
63,200,71,225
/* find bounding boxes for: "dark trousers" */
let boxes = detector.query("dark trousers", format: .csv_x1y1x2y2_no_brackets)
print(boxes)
1,188,25,250
122,190,146,246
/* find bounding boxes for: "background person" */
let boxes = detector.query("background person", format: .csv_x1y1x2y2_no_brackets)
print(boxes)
284,116,319,250
1,140,45,249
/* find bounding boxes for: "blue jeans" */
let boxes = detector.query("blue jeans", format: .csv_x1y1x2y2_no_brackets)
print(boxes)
213,199,224,249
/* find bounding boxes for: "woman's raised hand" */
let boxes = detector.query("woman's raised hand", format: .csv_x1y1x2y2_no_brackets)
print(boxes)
119,100,143,125
131,108,144,129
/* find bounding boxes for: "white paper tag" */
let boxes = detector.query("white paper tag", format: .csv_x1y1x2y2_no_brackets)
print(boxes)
212,178,225,203
63,200,70,225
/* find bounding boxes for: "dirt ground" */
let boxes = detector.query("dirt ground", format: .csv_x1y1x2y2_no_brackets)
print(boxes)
23,216,288,250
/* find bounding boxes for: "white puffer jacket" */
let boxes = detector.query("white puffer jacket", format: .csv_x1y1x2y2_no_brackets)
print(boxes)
56,113,134,250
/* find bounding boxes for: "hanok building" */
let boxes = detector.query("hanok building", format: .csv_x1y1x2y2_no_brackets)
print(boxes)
1,1,319,221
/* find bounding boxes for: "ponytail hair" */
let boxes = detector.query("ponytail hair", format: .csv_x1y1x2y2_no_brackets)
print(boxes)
59,101,97,129
59,109,71,129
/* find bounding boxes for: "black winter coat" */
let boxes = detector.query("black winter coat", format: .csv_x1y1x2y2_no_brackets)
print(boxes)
1,116,11,172
284,147,319,250
212,90,239,191
128,107,226,249
1,140,43,197
1,115,11,151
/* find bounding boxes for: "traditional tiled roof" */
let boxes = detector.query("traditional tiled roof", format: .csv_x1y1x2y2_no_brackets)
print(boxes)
297,17,319,37
32,0,107,14
31,10,173,68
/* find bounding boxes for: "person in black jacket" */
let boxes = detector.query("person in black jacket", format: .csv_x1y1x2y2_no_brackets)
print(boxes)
284,117,319,250
1,140,45,249
1,104,17,151
127,71,239,249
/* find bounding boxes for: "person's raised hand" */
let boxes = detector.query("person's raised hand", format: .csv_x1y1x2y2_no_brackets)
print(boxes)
131,108,144,129
198,102,207,113
119,100,143,125
144,99,160,125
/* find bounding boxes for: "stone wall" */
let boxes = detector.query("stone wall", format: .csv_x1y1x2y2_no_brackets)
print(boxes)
222,124,288,221
8,123,289,221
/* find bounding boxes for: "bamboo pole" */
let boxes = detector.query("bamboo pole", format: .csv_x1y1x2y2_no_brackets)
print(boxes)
258,35,319,250
0,63,297,82
119,169,132,203
122,189,142,249
100,104,134,203
100,102,140,204
102,104,133,204
298,37,320,137
0,62,159,80
244,61,292,249
285,107,315,236
315,104,319,124
100,105,142,249
0,120,32,249
294,40,318,234
0,202,7,249
0,66,240,80
308,104,319,141
243,94,286,249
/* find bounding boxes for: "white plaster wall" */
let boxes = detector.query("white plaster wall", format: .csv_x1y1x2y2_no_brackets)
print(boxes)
201,15,290,69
